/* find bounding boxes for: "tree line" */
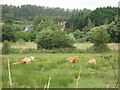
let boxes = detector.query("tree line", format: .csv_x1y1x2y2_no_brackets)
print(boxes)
2,4,82,21
1,4,119,52
66,6,118,31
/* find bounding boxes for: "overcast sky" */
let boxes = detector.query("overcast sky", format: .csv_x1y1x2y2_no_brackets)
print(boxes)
0,0,119,10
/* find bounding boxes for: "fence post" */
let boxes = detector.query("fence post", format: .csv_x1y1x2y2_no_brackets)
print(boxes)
8,58,12,87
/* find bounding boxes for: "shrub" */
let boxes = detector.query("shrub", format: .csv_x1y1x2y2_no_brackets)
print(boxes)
86,25,108,42
18,32,30,42
72,30,84,39
2,40,11,54
36,29,73,50
36,29,54,49
92,26,110,52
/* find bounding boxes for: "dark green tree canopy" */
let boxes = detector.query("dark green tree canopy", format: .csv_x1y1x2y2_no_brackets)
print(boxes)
2,24,16,42
88,7,118,26
107,16,120,43
66,7,118,32
3,13,13,24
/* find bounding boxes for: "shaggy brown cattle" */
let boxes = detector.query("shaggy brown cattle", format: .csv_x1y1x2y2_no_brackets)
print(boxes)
66,56,80,63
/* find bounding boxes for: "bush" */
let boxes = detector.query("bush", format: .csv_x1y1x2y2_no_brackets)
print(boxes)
36,29,73,50
18,32,30,42
2,40,11,54
72,30,84,39
2,24,17,42
86,25,108,42
92,26,110,52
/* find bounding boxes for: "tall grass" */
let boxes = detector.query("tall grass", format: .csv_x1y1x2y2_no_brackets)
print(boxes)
2,52,118,88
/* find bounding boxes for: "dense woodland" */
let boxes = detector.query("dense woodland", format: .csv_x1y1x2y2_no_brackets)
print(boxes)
1,4,120,51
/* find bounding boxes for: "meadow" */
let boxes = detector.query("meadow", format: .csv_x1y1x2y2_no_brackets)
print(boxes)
1,43,118,88
0,42,118,50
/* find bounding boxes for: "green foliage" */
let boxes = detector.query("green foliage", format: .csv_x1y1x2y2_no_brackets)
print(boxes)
36,18,58,31
36,29,73,50
66,9,91,31
13,24,25,31
86,25,108,42
53,16,65,23
92,26,110,52
2,5,75,21
71,30,87,43
107,16,120,43
52,30,73,48
2,24,17,42
36,29,53,49
3,13,13,24
66,7,118,32
33,15,49,25
2,40,11,54
29,29,38,41
13,20,26,25
18,32,30,42
72,30,84,39
2,5,12,19
68,33,75,40
82,18,95,34
88,7,118,26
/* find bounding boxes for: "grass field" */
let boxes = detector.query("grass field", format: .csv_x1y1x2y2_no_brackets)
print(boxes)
0,42,118,50
2,52,118,88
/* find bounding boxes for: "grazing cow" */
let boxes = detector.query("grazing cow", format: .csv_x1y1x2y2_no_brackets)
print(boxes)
87,58,96,64
66,56,80,63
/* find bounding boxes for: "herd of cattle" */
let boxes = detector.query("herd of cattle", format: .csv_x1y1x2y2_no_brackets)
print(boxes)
0,56,96,65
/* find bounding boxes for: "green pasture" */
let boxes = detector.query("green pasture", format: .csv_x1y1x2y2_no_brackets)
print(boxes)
0,42,118,50
2,52,118,88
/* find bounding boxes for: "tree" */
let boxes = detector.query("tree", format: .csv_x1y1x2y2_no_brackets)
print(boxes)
36,29,73,50
2,24,16,42
107,16,120,43
3,13,13,24
29,29,38,41
72,30,84,39
66,9,91,31
18,32,30,42
86,25,108,42
36,18,58,31
2,5,12,19
33,15,48,25
82,18,95,34
92,26,110,52
88,7,118,26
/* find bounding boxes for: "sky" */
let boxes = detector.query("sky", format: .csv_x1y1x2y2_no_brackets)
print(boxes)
0,0,119,10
